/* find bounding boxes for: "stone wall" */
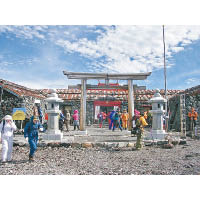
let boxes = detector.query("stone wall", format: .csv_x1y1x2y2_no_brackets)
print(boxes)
168,92,200,131
0,90,46,128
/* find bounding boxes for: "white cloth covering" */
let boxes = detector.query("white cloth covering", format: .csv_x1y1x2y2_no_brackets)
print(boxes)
0,121,17,162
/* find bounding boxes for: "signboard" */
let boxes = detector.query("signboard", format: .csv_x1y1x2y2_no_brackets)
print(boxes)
12,108,26,120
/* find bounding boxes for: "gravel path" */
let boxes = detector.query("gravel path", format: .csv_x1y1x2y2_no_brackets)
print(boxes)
1,138,200,175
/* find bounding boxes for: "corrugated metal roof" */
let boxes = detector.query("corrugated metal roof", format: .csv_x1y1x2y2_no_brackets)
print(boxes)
0,79,46,99
0,79,184,101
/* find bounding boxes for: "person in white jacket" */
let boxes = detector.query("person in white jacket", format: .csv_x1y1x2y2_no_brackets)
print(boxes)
0,115,17,163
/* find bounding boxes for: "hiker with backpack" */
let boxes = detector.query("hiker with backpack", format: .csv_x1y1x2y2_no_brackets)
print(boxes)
135,112,148,150
0,115,17,163
112,110,122,131
24,116,43,161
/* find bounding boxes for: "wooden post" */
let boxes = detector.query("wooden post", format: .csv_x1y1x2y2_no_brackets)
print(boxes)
80,79,87,131
128,80,134,131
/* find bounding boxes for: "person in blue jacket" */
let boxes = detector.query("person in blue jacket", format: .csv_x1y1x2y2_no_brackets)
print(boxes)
109,110,115,130
24,116,43,161
112,111,122,131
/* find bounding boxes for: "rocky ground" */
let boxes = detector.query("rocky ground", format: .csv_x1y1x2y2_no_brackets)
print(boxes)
1,138,200,175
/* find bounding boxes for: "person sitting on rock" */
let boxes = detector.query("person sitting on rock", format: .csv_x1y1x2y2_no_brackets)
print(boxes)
24,116,43,161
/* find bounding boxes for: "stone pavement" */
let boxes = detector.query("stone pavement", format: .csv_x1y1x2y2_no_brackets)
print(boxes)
9,125,185,149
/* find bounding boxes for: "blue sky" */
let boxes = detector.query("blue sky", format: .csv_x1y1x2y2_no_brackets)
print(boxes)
0,25,200,90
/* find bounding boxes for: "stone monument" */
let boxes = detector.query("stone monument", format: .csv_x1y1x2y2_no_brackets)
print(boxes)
146,89,167,140
43,89,63,140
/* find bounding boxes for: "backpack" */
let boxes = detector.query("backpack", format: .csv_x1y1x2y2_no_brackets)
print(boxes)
135,118,141,127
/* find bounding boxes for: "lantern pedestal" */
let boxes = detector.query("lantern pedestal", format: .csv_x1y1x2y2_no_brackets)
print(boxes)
146,89,167,140
43,131,63,140
146,130,167,140
43,89,63,141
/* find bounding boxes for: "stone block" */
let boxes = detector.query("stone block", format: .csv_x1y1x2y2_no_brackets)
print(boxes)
157,140,168,145
172,140,180,145
179,140,187,145
163,143,174,149
127,142,135,147
47,142,61,148
61,143,71,148
82,142,93,148
94,142,105,148
43,133,63,140
105,142,118,148
70,143,82,148
144,142,153,146
37,143,47,147
117,142,128,148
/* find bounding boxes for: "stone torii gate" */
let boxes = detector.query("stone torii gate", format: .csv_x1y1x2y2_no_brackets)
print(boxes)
63,71,151,132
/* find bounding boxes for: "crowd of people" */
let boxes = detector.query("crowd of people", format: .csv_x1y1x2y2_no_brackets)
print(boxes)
97,108,152,132
3,103,182,163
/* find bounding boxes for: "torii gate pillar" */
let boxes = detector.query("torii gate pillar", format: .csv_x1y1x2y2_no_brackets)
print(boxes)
128,80,134,131
80,79,87,132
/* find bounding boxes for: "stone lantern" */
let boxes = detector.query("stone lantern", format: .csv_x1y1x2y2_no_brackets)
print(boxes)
43,89,63,140
147,89,167,140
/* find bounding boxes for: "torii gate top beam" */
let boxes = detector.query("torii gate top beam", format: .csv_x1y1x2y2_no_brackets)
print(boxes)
63,71,151,80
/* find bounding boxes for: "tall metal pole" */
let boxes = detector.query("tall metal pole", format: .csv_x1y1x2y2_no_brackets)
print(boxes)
163,25,167,100
0,80,4,106
163,25,168,131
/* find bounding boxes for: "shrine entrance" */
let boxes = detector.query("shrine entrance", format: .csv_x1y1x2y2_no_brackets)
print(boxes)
94,100,121,122
63,71,151,131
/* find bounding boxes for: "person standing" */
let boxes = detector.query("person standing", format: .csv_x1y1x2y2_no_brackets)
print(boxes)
109,110,115,130
135,113,148,150
112,111,122,131
188,107,198,131
65,110,71,132
59,111,65,132
24,116,43,161
97,112,103,128
121,109,129,130
72,110,79,130
0,115,17,163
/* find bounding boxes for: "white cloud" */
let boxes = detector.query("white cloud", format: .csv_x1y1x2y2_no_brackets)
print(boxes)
1,25,200,81
16,78,80,89
55,25,200,74
186,78,200,86
0,25,47,40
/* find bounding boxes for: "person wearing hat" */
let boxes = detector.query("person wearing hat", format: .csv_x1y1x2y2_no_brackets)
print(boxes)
0,115,17,163
24,116,43,161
